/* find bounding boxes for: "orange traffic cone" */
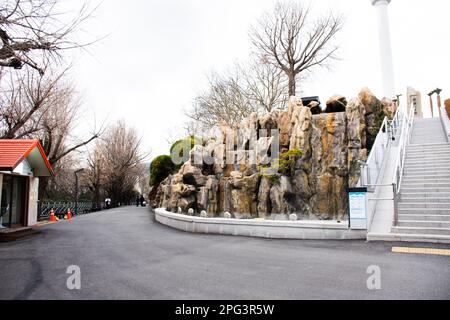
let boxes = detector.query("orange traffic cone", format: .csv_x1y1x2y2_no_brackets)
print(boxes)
50,208,56,222
67,208,72,221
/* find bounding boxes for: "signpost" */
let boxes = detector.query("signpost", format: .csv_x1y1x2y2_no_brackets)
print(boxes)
348,187,368,230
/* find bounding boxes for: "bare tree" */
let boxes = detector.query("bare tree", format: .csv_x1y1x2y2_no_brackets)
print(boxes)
249,1,343,97
242,60,287,113
1,69,104,198
96,120,149,206
37,83,103,166
187,69,254,129
0,0,97,74
43,152,77,200
85,142,106,208
0,68,64,139
187,60,287,129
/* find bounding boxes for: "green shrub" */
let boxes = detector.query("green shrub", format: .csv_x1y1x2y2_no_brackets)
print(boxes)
279,149,302,176
150,155,176,186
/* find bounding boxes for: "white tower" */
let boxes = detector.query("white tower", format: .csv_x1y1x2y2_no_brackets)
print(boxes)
371,0,395,99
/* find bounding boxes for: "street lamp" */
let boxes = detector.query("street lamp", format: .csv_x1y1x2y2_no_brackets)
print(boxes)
74,168,85,215
428,91,435,118
435,88,443,117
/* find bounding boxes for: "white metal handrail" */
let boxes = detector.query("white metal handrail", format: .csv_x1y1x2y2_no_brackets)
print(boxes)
358,118,388,189
358,105,404,189
388,106,404,144
391,106,416,226
357,106,405,230
393,106,416,193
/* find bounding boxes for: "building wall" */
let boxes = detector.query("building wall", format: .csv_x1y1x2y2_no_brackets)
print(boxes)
13,159,33,177
28,177,39,226
0,173,3,222
407,87,424,118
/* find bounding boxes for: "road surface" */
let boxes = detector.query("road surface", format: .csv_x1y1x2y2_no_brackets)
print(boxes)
0,206,449,300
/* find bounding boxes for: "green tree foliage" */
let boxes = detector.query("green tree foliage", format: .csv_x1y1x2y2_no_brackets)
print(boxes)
150,155,176,186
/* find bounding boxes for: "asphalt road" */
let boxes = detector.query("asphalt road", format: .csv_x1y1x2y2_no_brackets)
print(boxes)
0,206,449,300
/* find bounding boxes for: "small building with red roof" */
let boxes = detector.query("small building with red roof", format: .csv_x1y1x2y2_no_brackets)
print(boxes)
0,140,53,230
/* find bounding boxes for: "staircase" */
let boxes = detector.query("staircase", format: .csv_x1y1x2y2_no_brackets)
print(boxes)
392,118,450,241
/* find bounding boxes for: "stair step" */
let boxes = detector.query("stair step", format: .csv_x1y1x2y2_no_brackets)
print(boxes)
412,142,447,145
407,143,450,149
399,208,450,214
391,226,450,236
0,227,35,242
403,169,450,174
398,202,450,209
406,156,450,162
401,182,450,188
401,186,450,192
405,157,450,163
405,158,450,165
407,148,450,152
404,167,450,171
398,220,450,228
411,137,447,141
400,193,450,198
398,214,450,221
402,179,450,184
402,174,450,179
406,159,450,164
400,197,450,203
404,164,450,170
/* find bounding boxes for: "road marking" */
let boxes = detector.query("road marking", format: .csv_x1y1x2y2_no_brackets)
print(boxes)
392,247,450,256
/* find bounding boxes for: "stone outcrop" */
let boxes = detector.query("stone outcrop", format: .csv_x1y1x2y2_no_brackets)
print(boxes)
307,101,322,115
154,89,392,221
359,87,392,150
325,95,347,113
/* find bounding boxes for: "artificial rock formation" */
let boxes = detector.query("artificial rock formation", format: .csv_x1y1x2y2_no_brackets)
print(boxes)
154,89,394,221
325,95,347,113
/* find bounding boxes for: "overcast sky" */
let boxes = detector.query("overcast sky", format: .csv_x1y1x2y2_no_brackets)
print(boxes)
67,0,450,159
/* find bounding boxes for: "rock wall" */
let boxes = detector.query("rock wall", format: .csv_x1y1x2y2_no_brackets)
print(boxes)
153,88,395,221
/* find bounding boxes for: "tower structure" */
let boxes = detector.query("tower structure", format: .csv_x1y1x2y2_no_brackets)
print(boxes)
371,0,395,99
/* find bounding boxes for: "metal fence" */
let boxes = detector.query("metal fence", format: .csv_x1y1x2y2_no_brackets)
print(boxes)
37,201,105,220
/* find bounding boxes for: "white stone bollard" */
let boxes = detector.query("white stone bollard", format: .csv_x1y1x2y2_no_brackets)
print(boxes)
177,207,182,214
224,212,232,219
200,210,207,218
188,208,194,216
289,214,298,221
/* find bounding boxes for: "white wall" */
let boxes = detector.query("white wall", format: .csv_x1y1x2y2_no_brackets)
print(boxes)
27,177,39,226
0,173,3,226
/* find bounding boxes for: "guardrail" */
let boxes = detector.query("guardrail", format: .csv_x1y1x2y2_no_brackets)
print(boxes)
358,118,388,190
357,105,406,230
358,107,404,190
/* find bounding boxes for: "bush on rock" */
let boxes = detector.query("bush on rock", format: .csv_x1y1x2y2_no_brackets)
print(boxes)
150,155,176,186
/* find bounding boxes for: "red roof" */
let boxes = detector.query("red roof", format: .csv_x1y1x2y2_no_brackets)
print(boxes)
0,140,53,175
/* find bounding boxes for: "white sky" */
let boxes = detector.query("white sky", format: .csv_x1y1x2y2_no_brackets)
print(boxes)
66,0,450,159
